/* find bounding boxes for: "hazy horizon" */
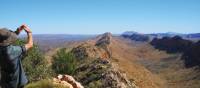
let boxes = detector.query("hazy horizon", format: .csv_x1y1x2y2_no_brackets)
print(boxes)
15,31,200,35
0,0,200,34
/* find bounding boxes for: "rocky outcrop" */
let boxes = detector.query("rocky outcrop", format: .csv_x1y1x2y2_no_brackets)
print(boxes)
95,32,112,58
71,32,112,60
71,33,138,88
150,36,193,53
95,32,112,47
53,74,83,88
71,42,111,60
73,59,137,88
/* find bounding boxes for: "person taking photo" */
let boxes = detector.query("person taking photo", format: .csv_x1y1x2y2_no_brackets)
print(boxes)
0,24,33,88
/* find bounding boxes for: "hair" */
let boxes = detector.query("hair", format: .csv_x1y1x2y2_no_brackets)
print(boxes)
0,28,17,46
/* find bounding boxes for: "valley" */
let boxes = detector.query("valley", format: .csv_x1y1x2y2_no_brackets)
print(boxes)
37,33,200,88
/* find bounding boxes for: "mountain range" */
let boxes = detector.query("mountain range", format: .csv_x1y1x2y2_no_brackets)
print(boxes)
122,31,200,42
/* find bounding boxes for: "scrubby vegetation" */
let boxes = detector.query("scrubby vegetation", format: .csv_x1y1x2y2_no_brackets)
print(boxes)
25,79,69,88
15,39,54,82
14,40,78,87
74,59,111,87
52,48,77,75
14,40,79,87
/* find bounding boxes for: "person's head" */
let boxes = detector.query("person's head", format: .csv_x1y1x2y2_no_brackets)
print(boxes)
0,28,18,46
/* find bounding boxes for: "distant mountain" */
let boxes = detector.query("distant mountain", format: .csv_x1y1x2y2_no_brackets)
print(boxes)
150,35,200,68
122,31,200,42
122,31,150,42
149,32,200,39
122,31,139,36
150,36,193,53
149,32,186,38
182,41,200,68
186,33,200,38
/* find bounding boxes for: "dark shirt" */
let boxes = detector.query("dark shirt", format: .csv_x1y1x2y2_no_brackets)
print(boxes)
0,45,28,88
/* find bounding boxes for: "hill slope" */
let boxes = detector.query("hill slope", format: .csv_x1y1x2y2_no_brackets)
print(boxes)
70,33,166,88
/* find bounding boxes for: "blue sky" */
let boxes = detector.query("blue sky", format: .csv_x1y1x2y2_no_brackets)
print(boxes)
0,0,199,34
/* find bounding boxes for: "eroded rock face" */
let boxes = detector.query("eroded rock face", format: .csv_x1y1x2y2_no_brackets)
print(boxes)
95,32,112,59
102,67,137,88
71,43,110,59
74,59,137,88
71,32,112,60
95,32,112,47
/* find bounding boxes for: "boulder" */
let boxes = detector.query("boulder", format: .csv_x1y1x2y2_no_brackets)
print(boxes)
53,74,84,88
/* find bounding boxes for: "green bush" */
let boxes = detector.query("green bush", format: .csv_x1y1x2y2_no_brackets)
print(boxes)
52,48,77,75
15,39,54,82
25,79,69,88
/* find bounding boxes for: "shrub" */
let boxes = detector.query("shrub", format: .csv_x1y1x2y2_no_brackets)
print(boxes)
25,79,69,88
15,39,54,82
52,48,77,75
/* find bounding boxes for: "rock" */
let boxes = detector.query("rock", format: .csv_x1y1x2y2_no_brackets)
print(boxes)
74,59,138,88
71,33,112,60
53,78,73,88
71,43,110,59
102,67,138,88
95,32,112,47
53,74,84,88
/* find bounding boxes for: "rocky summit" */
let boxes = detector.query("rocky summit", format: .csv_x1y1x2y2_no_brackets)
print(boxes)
71,32,112,60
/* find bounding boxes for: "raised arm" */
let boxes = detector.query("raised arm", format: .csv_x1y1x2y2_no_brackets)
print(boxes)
15,24,33,50
23,25,33,50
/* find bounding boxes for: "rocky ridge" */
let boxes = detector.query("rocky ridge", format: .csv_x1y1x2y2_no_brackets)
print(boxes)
150,36,193,53
71,32,138,88
70,32,166,88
